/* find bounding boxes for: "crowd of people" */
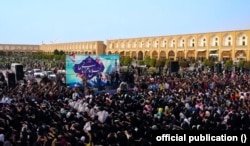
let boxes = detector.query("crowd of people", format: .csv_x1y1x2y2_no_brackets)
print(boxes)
0,58,249,146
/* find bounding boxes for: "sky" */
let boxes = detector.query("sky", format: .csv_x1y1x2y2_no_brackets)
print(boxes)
0,0,250,44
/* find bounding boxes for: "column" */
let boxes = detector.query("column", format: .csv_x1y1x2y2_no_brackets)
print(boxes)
247,49,249,61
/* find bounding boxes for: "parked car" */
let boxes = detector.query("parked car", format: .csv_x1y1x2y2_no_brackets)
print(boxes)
33,69,44,78
43,71,56,79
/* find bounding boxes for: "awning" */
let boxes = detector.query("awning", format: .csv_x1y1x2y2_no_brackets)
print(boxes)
209,48,218,51
197,49,206,52
209,54,218,56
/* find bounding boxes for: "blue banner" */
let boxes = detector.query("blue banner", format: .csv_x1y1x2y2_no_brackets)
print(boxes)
66,54,120,88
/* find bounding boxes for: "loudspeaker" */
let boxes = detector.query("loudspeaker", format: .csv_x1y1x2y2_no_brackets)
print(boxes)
215,63,222,73
15,65,24,81
170,61,179,72
8,73,16,88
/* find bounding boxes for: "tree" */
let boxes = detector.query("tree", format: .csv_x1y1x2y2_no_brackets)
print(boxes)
0,51,5,56
59,50,65,55
203,59,214,68
165,59,171,67
138,60,145,65
178,60,189,68
121,56,132,66
155,58,166,68
144,56,151,67
237,59,245,68
149,58,157,67
53,49,60,55
244,61,250,69
224,60,233,69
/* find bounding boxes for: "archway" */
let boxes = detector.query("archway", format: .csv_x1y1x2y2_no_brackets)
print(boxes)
186,51,195,60
125,51,130,57
177,51,184,60
108,51,112,54
235,50,246,60
197,51,206,61
152,50,158,59
120,51,125,57
115,51,119,55
85,51,88,55
132,51,137,59
159,51,166,59
221,51,231,61
209,50,218,61
145,51,150,57
138,51,143,60
168,50,175,60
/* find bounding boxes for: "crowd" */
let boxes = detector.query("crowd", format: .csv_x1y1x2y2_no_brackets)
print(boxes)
0,59,249,146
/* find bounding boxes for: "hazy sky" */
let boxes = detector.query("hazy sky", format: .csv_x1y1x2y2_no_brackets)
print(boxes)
1,0,250,44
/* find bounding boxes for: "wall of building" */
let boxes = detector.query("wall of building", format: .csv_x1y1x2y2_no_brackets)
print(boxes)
106,29,250,61
39,41,106,55
1,29,250,61
0,44,39,54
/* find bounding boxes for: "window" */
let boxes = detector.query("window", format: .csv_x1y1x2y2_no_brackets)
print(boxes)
155,41,158,48
147,41,151,48
128,43,131,48
134,42,137,48
140,42,144,48
172,40,175,47
190,39,195,47
228,42,231,46
203,38,206,47
242,36,246,46
163,41,167,47
215,42,218,46
182,40,185,47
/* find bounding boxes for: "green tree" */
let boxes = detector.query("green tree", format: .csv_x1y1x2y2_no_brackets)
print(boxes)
144,56,151,67
53,49,60,55
60,54,66,61
121,56,132,66
0,51,5,56
243,61,250,69
155,58,166,68
165,59,171,67
149,58,157,67
59,50,65,55
224,60,233,69
138,60,145,65
178,60,188,68
237,59,245,68
203,59,215,68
